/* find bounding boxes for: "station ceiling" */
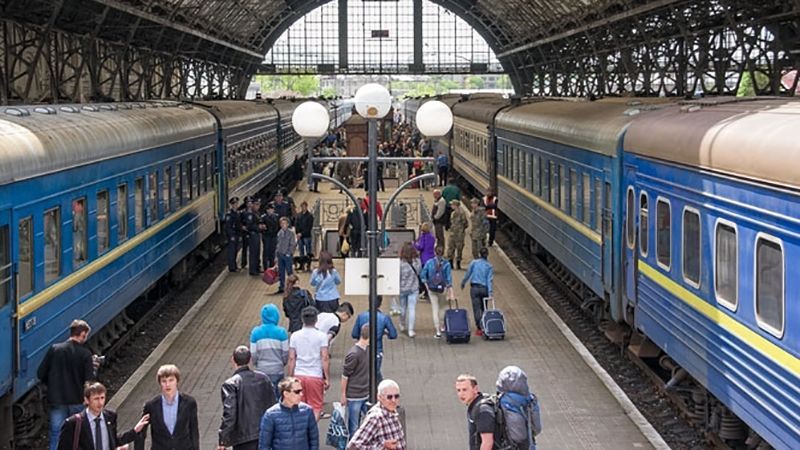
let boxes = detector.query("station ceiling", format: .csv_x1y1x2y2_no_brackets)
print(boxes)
1,0,799,100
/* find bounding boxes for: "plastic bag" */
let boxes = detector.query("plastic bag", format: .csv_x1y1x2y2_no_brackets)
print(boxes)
325,402,348,450
341,239,351,255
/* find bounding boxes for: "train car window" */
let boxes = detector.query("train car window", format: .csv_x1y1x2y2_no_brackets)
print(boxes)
195,156,202,198
639,192,648,257
72,198,87,267
755,235,783,337
682,208,701,287
594,179,602,232
117,184,128,242
209,152,215,189
163,167,172,214
181,162,189,203
202,154,209,193
656,198,671,270
625,188,635,248
148,172,158,225
582,174,590,225
18,217,33,297
514,148,520,184
715,221,737,310
0,225,8,307
527,153,533,192
559,165,566,211
187,159,194,201
603,183,611,237
134,178,144,233
533,156,540,196
570,169,577,218
44,207,61,283
549,161,557,205
97,191,109,255
175,163,182,208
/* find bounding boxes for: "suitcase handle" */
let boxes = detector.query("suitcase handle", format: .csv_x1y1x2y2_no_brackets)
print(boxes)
447,287,458,309
483,297,495,310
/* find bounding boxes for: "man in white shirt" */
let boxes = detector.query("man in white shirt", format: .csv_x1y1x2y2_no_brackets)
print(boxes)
288,306,330,421
316,302,354,347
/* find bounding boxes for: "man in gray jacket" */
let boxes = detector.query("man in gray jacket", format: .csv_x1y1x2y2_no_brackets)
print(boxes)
218,346,276,450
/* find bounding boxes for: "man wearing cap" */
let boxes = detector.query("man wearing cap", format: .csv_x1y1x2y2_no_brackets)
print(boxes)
224,197,241,272
239,197,252,270
273,192,293,225
446,199,469,270
260,202,280,269
243,198,262,276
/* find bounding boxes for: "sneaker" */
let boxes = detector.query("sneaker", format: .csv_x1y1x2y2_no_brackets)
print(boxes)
275,289,284,295
408,331,416,338
475,329,483,337
434,332,442,339
320,412,332,419
390,309,401,317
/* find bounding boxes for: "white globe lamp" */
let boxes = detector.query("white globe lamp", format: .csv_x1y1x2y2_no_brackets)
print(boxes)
354,83,392,119
292,101,330,138
415,100,453,137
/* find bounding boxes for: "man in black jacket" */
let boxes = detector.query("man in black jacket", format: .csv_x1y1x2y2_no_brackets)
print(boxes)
217,346,276,450
38,319,96,450
137,364,199,450
260,203,280,269
294,201,314,272
57,382,149,450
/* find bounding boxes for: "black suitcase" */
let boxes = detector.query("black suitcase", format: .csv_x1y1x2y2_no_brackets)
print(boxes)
445,297,471,344
481,297,506,340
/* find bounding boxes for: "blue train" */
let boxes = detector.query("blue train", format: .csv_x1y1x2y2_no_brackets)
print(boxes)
438,95,800,449
0,98,351,444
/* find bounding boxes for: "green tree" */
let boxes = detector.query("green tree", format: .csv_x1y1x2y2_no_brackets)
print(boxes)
737,70,771,97
254,75,321,96
320,87,337,98
466,76,485,89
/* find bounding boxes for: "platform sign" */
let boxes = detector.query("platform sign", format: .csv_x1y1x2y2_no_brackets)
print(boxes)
344,258,400,296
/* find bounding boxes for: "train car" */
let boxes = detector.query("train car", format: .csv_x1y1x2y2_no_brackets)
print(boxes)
0,102,218,429
330,98,354,129
403,97,422,126
193,101,280,213
451,95,510,196
272,99,304,174
622,98,800,449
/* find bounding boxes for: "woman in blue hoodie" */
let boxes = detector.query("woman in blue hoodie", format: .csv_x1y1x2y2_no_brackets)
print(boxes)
251,304,289,400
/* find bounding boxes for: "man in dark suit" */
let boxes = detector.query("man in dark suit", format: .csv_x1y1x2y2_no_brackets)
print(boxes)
137,364,199,450
57,382,149,450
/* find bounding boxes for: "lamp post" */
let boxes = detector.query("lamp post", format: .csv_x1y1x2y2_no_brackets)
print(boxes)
292,89,452,404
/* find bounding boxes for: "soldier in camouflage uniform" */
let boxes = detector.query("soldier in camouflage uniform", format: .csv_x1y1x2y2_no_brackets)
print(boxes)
469,197,488,260
446,199,469,270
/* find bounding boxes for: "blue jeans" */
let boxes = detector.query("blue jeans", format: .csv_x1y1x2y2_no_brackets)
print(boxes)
278,254,293,290
376,353,384,383
346,398,369,437
299,237,312,257
399,292,418,334
49,404,84,450
267,373,283,403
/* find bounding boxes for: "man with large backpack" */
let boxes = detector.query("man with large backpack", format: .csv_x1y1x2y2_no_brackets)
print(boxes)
455,374,497,450
495,366,542,449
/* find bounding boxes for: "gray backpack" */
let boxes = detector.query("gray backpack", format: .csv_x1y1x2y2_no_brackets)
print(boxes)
496,366,543,449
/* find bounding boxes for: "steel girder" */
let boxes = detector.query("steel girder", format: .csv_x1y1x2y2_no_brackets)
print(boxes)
505,0,800,97
0,17,252,104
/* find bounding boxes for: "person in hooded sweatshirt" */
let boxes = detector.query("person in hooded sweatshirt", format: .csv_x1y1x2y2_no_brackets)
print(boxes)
251,304,289,401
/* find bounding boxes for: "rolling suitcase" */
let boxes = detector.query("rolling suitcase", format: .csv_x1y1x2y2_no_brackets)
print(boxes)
445,296,471,344
481,297,506,340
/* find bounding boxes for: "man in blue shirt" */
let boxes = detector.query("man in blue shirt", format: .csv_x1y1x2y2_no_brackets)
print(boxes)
351,296,398,382
460,247,494,337
436,151,449,186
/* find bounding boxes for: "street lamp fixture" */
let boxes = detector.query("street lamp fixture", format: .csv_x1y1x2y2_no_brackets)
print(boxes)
292,87,451,404
415,100,454,137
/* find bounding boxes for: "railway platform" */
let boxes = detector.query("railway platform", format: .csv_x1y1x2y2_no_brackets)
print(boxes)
107,183,667,449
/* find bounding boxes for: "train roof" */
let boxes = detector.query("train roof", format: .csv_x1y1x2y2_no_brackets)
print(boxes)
192,100,277,128
0,102,216,185
624,97,800,189
453,96,510,124
495,98,672,156
269,99,302,118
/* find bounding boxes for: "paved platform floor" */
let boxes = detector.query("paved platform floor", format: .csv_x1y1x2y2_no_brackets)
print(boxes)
109,182,665,449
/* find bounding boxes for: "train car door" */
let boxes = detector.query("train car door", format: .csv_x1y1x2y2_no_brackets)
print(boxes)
0,209,14,393
622,168,638,320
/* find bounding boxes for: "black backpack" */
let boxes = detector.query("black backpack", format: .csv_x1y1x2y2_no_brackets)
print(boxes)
477,395,513,450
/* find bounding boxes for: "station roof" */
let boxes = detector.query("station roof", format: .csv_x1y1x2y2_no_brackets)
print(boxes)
3,0,647,69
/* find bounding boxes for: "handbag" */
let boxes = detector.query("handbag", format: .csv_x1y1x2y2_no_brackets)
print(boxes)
325,402,348,450
262,266,278,285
